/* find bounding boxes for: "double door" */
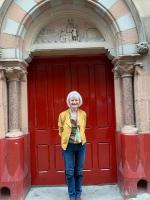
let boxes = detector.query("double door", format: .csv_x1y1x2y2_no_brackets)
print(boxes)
28,55,117,185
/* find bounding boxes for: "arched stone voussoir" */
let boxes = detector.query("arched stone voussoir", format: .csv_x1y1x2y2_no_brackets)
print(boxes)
0,0,146,60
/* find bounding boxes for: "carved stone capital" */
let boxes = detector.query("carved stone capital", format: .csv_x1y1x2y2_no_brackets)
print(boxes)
112,56,138,78
0,65,5,80
113,64,135,78
134,63,144,75
5,66,27,81
0,60,28,81
136,42,149,55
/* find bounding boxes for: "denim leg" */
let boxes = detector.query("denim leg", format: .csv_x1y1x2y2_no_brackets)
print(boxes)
62,144,76,200
74,144,86,198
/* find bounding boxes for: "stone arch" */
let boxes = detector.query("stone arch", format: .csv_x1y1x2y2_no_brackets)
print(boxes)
0,0,146,60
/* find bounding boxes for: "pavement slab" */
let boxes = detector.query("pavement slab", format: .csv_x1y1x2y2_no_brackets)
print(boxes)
25,185,124,200
25,185,150,200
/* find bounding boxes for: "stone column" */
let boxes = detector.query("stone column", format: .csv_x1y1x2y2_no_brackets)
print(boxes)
0,61,27,137
0,67,7,138
113,56,138,133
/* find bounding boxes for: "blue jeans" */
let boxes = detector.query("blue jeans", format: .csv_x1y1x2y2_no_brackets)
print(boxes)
62,143,86,200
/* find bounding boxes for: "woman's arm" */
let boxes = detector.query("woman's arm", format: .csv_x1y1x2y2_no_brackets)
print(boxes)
58,113,63,136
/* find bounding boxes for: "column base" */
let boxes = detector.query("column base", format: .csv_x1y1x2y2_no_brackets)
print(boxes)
6,130,23,137
0,133,31,200
121,125,138,134
117,132,150,198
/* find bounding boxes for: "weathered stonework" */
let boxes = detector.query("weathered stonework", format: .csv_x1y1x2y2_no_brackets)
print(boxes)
113,56,138,133
34,17,104,44
0,60,28,137
136,42,149,55
1,65,27,81
8,79,20,132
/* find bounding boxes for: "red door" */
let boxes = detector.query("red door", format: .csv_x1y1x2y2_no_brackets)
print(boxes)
28,55,117,185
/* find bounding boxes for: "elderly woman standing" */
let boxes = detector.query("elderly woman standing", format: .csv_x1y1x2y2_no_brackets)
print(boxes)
58,91,87,200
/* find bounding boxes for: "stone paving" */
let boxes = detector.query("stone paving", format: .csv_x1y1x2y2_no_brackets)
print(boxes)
25,184,150,200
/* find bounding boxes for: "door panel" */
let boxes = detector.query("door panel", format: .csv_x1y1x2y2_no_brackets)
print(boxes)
28,55,117,185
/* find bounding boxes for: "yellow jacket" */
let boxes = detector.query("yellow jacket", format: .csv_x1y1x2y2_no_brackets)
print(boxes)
58,109,87,150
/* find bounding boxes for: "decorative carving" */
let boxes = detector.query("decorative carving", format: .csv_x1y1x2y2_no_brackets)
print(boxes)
0,61,28,81
113,63,135,78
136,42,149,55
112,56,138,78
0,65,27,81
0,66,5,80
134,63,143,75
59,19,79,42
34,18,104,44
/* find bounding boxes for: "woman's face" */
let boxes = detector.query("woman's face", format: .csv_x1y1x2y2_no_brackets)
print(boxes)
69,96,80,110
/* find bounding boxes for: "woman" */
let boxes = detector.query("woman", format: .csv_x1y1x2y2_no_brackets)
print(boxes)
58,91,87,200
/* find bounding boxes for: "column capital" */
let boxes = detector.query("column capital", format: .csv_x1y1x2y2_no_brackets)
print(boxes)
112,55,139,78
0,65,5,80
0,60,28,81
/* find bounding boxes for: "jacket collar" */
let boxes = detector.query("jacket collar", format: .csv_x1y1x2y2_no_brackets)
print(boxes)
65,109,83,127
65,110,71,127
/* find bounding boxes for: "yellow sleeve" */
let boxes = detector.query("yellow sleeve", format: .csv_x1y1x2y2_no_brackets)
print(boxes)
58,113,63,136
84,111,87,128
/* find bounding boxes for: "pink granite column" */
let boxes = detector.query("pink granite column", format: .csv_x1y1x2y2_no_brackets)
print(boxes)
113,56,138,133
1,62,27,137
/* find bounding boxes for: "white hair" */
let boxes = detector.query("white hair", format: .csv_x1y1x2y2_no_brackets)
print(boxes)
66,91,83,108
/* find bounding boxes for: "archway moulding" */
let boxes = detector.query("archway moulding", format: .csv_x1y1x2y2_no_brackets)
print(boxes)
0,0,148,61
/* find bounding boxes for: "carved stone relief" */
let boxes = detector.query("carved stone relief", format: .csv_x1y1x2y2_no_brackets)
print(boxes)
136,42,149,55
34,17,104,44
